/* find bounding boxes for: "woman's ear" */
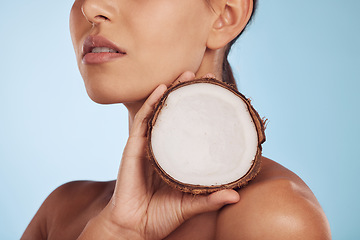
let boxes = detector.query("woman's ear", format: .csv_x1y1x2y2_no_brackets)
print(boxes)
207,0,253,50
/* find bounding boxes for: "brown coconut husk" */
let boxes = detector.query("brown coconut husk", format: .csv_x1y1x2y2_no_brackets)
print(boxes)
147,78,266,194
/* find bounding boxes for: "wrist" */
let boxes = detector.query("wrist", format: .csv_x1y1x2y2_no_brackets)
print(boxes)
77,211,145,240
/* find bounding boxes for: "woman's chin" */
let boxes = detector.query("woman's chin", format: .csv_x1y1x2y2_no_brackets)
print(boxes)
88,95,116,105
86,88,122,104
85,87,148,105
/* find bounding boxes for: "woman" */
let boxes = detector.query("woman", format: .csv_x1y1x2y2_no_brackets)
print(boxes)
22,0,331,239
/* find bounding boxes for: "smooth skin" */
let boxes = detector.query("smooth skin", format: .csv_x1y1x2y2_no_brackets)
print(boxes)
22,0,331,239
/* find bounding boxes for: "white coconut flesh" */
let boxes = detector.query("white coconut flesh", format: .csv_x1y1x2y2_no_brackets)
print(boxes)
150,83,259,187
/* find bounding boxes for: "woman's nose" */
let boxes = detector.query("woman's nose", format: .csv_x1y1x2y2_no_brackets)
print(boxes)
81,0,116,24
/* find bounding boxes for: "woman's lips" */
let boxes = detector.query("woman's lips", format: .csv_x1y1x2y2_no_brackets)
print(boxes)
82,35,126,64
83,52,126,64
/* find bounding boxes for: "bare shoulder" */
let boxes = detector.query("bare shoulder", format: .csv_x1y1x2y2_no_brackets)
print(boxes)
21,180,115,240
215,157,331,240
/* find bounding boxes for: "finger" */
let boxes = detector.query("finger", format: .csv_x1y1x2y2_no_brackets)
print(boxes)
181,189,240,221
172,71,196,86
201,73,216,79
130,84,167,138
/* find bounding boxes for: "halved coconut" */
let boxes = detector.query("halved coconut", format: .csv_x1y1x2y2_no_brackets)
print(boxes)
147,78,265,194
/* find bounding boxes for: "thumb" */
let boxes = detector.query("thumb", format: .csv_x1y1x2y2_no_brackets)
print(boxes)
181,190,240,220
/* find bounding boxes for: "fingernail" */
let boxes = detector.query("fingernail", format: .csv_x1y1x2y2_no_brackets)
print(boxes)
203,73,216,78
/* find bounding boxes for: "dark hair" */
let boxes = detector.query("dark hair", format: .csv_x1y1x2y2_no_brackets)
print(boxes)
223,0,257,89
206,0,257,89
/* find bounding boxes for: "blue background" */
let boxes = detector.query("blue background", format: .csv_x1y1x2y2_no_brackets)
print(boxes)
1,0,359,239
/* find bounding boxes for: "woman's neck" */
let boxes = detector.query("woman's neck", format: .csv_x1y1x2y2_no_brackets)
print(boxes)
124,100,144,133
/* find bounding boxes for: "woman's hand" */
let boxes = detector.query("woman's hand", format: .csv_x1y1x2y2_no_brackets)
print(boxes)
77,72,240,240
